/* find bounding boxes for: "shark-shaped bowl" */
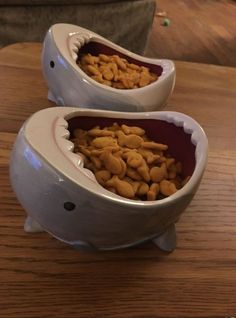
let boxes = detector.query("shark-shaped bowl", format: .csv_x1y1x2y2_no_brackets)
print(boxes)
10,107,208,251
42,23,175,112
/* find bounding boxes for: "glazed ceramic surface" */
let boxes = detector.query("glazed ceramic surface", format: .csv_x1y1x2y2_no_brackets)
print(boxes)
42,24,175,112
10,107,208,250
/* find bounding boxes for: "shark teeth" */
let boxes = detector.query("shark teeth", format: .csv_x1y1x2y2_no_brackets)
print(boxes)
55,117,74,152
54,116,93,174
68,33,91,61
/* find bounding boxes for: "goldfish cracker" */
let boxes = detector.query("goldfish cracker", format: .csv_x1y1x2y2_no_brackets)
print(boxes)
98,54,110,63
81,53,96,65
167,160,181,179
101,67,114,81
92,136,118,148
128,63,140,71
160,180,177,197
90,146,120,156
139,71,151,87
107,123,121,132
109,62,118,76
106,176,135,199
147,183,160,201
123,151,143,168
137,147,160,164
116,130,143,148
100,151,123,175
137,159,150,182
120,76,135,89
117,157,127,179
142,141,168,151
137,181,149,196
86,65,100,76
95,170,111,186
158,156,167,163
88,127,115,137
91,74,104,84
150,163,167,183
128,71,140,86
126,167,143,181
121,124,145,136
113,55,127,71
130,180,140,194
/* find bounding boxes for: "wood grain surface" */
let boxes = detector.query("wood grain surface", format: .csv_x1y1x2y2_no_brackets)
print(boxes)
146,0,236,67
0,43,236,318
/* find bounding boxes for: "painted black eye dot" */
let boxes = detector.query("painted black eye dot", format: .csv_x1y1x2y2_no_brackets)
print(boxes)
50,60,55,68
64,202,76,211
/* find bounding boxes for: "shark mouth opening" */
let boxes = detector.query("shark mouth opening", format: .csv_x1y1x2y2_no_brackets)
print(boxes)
68,33,163,76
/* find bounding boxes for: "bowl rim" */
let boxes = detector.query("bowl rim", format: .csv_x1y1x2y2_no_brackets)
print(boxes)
48,23,175,94
24,107,208,207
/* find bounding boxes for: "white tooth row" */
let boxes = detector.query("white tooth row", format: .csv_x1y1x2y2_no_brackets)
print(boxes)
55,117,97,183
55,117,80,165
55,117,97,182
68,33,91,61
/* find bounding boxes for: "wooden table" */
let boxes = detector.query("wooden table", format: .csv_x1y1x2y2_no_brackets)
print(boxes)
0,43,236,318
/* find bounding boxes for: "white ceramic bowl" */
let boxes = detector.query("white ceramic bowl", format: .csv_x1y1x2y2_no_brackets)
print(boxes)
42,24,176,112
10,107,208,251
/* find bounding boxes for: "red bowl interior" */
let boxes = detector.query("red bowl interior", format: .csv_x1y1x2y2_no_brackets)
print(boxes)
67,116,196,178
76,41,163,76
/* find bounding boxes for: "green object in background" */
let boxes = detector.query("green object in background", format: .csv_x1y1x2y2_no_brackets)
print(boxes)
162,18,170,26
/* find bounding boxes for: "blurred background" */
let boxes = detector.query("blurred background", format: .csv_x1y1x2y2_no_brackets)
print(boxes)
0,0,235,66
146,0,236,67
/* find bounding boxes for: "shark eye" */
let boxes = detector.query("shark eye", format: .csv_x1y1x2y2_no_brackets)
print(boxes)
50,60,55,68
64,202,76,211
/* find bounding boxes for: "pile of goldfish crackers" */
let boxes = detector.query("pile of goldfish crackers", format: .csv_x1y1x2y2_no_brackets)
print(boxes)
71,123,189,200
78,53,158,89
